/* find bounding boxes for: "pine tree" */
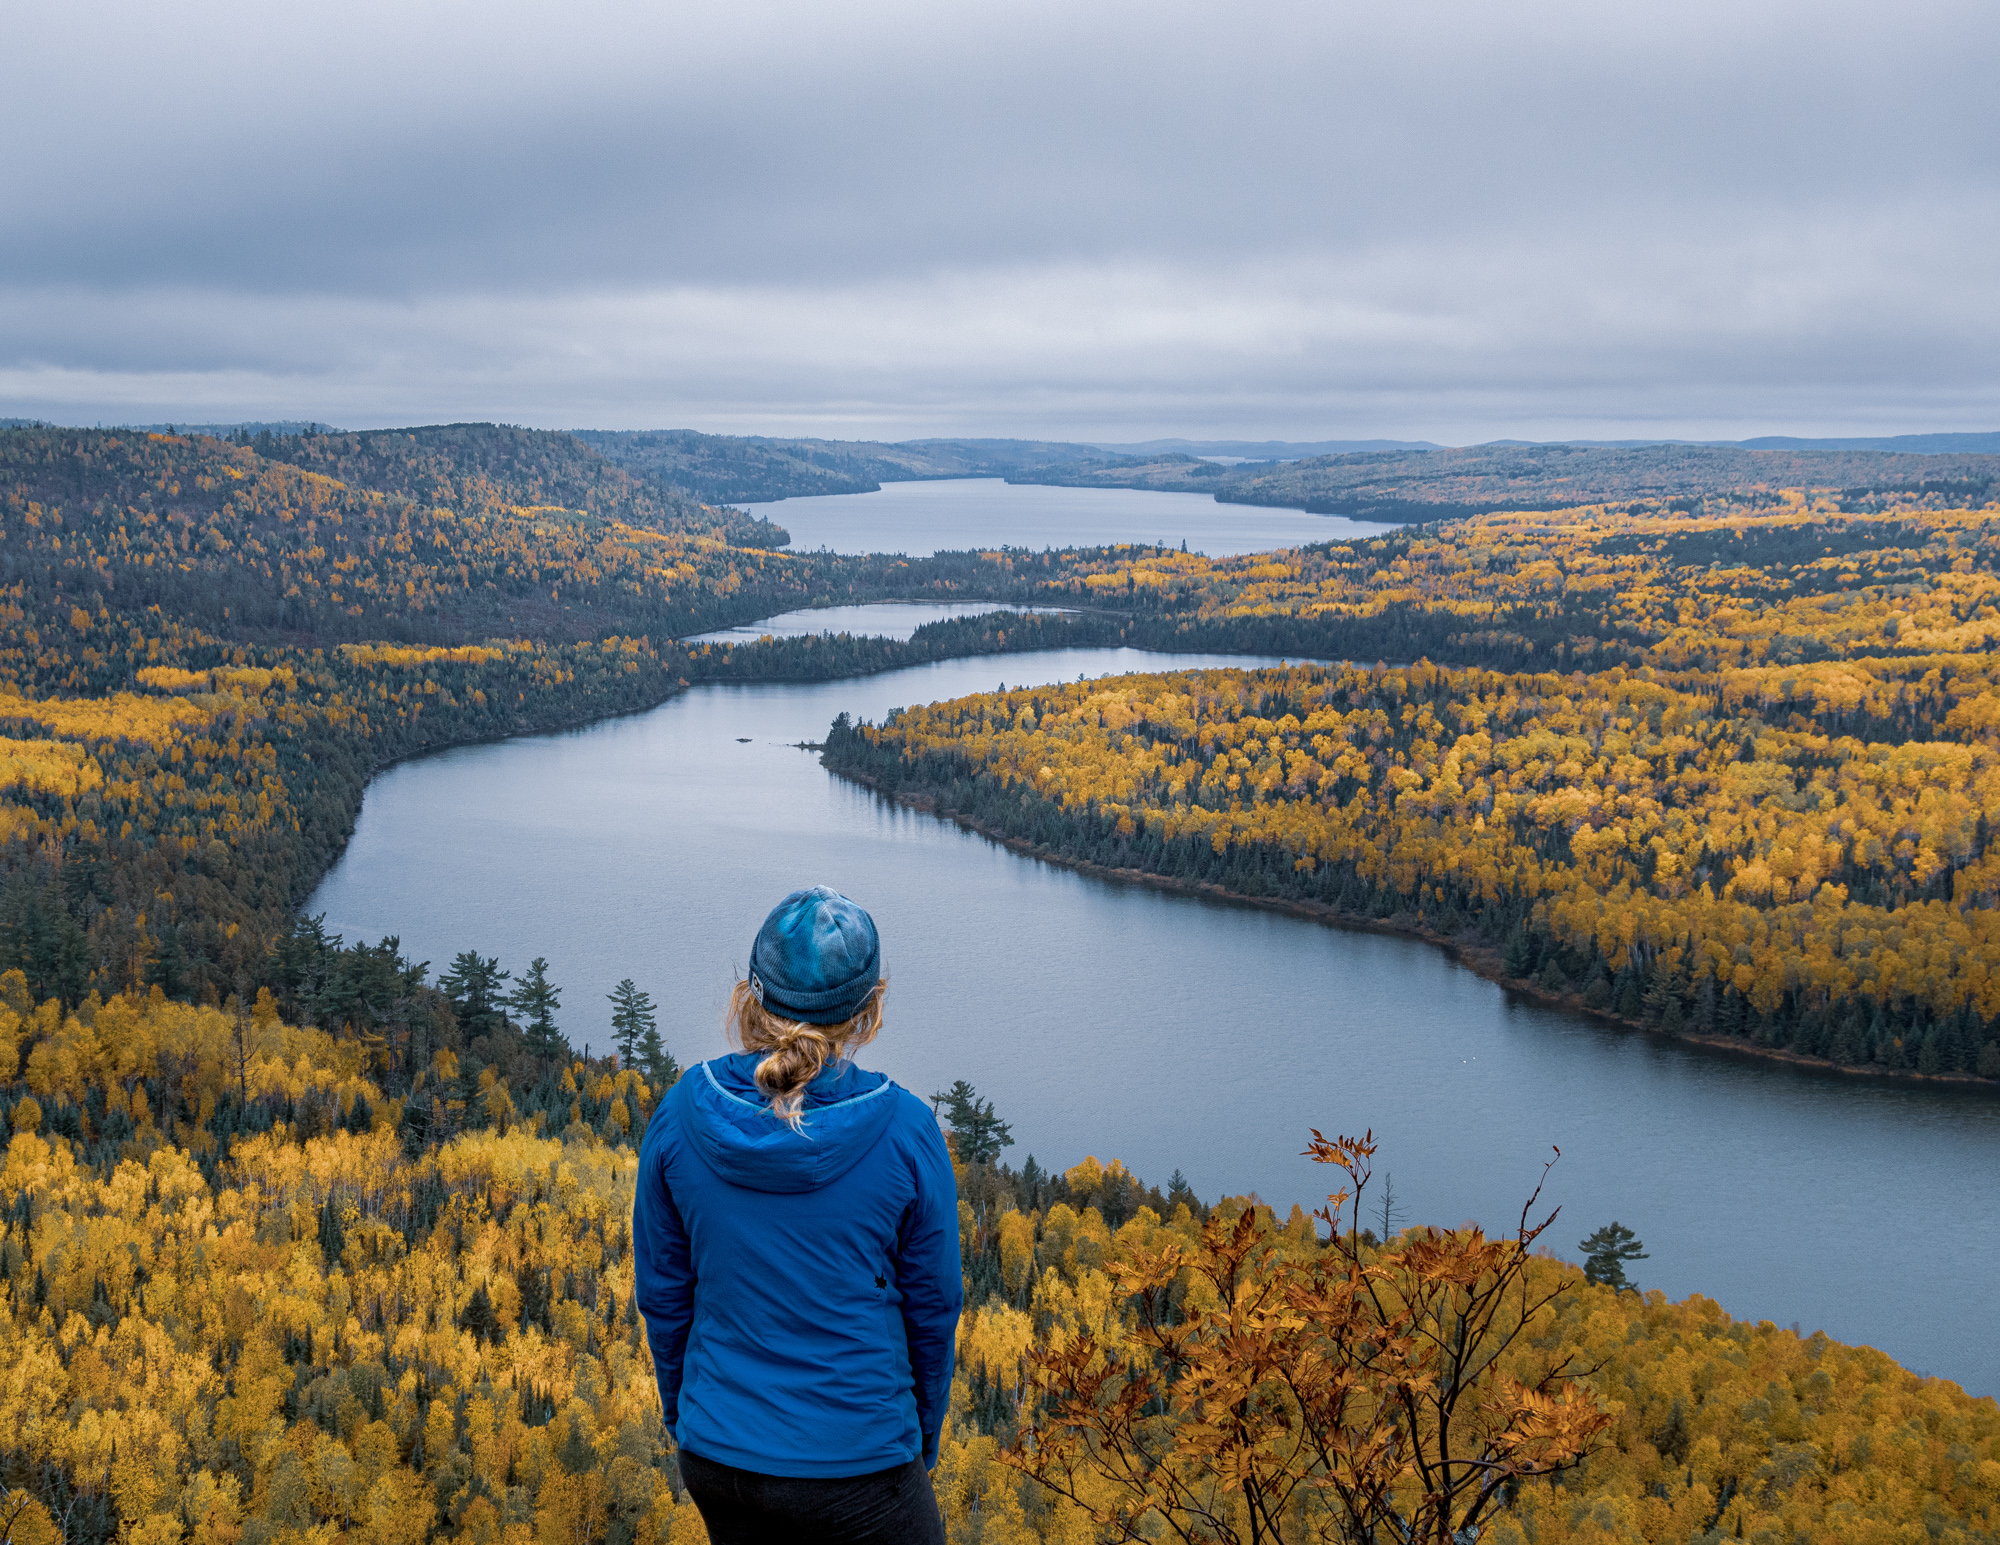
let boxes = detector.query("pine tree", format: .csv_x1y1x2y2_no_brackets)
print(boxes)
274,913,339,1027
509,958,566,1061
637,1021,680,1092
1019,1154,1046,1210
607,978,658,1068
317,1196,346,1264
933,1079,1014,1166
1642,961,1687,1026
461,1282,498,1345
1579,1222,1648,1291
439,951,511,1039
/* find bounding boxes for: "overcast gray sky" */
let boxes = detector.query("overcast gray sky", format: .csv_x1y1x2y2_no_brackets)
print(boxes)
4,0,1996,442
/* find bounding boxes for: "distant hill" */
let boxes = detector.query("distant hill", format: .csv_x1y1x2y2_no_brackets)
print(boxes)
0,418,344,435
22,418,1994,523
1011,441,2000,521
252,423,791,547
574,426,2000,518
1482,432,2000,455
574,429,1138,505
1734,431,2000,454
141,419,343,437
1089,437,1444,459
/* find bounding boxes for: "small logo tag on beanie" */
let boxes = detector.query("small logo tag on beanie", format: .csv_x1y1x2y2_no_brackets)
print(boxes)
748,972,766,1005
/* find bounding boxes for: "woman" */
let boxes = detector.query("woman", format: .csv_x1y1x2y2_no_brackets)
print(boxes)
634,886,962,1544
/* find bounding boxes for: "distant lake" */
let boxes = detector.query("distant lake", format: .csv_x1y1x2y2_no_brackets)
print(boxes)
745,477,1391,556
312,609,2000,1397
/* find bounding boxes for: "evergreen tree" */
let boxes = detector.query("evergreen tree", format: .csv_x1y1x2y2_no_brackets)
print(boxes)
272,914,340,1028
461,1282,498,1345
933,1079,1014,1165
637,1020,680,1092
408,1049,467,1154
317,1196,346,1264
608,978,658,1068
145,923,195,1001
1642,962,1687,1027
1018,1154,1046,1210
439,951,511,1039
1579,1222,1648,1291
508,958,566,1060
556,1409,597,1474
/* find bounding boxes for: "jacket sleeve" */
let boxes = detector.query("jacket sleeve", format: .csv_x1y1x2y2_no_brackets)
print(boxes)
894,1107,964,1469
632,1121,695,1430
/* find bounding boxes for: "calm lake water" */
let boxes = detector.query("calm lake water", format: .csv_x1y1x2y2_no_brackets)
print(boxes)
311,630,2000,1396
745,477,1392,556
686,601,1069,645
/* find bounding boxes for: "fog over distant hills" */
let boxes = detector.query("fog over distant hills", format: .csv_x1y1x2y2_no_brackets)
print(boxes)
1095,432,2000,459
1089,439,1447,459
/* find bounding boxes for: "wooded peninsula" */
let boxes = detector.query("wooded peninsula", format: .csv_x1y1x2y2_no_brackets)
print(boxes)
825,505,2000,1083
0,423,1993,1545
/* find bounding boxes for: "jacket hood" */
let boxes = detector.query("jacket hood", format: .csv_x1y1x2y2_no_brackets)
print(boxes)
680,1052,900,1193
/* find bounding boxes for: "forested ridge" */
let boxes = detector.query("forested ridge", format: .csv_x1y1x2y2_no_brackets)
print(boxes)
0,428,1142,1008
234,425,791,552
0,424,815,1006
536,428,2000,519
573,431,1137,506
1014,441,2000,522
0,426,1994,1541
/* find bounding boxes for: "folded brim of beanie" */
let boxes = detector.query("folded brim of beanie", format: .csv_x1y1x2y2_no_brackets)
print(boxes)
751,968,878,1026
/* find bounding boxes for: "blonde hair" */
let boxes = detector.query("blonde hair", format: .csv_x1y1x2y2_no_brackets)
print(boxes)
726,976,886,1131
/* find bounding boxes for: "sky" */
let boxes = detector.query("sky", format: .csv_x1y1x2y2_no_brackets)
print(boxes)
4,0,1998,443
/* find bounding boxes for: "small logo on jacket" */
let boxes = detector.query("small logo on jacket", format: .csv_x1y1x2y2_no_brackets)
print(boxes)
874,1273,887,1289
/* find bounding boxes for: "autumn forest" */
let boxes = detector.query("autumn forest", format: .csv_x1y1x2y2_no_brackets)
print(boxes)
0,424,1995,1544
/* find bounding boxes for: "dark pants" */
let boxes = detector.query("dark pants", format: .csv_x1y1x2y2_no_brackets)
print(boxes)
677,1450,946,1545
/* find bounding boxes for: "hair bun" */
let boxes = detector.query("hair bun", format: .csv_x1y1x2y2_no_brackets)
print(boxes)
726,976,886,1132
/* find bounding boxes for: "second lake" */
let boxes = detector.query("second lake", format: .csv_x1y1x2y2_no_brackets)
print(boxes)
743,477,1393,556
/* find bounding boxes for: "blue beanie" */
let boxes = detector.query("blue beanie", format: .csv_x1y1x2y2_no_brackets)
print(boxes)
748,886,882,1026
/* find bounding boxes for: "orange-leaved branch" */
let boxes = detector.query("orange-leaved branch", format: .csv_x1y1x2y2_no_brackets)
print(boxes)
1003,1129,1612,1544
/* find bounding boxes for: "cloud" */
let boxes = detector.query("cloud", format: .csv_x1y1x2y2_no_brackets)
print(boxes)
5,0,1997,438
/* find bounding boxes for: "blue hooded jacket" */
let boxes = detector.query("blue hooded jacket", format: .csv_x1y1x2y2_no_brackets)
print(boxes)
632,1053,962,1477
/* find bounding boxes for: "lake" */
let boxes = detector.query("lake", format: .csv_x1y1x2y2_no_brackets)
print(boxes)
744,477,1392,556
310,627,2000,1396
686,601,1070,645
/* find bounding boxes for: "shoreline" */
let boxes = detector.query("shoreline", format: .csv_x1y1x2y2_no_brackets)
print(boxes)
833,768,2000,1095
317,633,1995,1099
329,624,1292,851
